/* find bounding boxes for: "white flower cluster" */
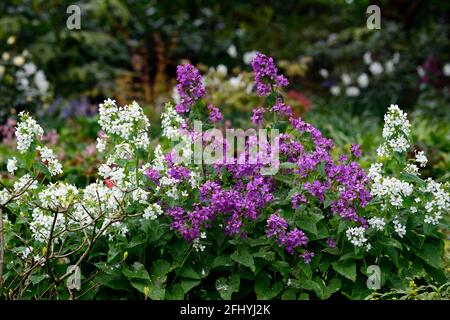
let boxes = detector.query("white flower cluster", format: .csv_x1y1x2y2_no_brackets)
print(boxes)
143,203,163,220
161,103,185,140
419,178,450,225
98,99,150,151
414,150,428,168
328,52,399,97
368,163,413,208
0,189,10,206
346,226,368,247
13,174,37,193
38,182,78,211
15,111,44,153
192,232,207,252
377,105,411,157
7,157,18,175
30,208,65,243
368,217,386,231
392,219,406,238
37,146,63,176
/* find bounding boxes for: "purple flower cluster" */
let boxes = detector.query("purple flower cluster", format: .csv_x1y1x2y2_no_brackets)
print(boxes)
266,214,308,255
208,104,223,122
350,144,362,158
251,107,266,126
271,98,292,117
251,52,289,96
304,180,330,203
175,64,206,113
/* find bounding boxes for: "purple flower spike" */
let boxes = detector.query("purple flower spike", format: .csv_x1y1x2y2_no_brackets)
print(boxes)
251,52,288,96
176,64,205,114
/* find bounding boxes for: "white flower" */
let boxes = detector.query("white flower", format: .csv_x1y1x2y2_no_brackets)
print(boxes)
392,219,406,238
420,178,450,225
417,66,425,77
34,70,49,94
12,55,25,66
0,65,4,76
192,232,207,252
330,86,341,96
385,60,394,73
161,103,184,140
38,182,78,211
243,51,258,65
341,73,351,85
2,52,10,61
23,62,37,76
357,73,369,88
392,52,400,64
229,75,243,88
7,36,16,45
143,203,163,220
415,150,428,168
404,163,419,175
368,217,386,231
319,69,329,78
15,112,44,153
346,227,368,247
363,52,372,65
443,63,450,77
345,86,360,97
7,157,18,175
227,45,237,58
369,62,383,75
216,64,228,76
36,146,63,176
131,188,148,205
376,105,411,157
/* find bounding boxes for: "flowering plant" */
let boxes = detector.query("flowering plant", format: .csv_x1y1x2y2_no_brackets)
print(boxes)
0,36,52,122
0,53,448,300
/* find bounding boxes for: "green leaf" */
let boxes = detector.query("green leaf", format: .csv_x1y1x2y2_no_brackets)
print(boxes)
33,162,51,179
414,240,444,269
231,247,255,272
212,255,234,269
165,284,185,300
255,272,284,300
179,265,201,280
151,260,171,277
332,259,356,281
281,288,297,300
122,262,150,280
378,238,403,251
216,274,240,300
400,173,426,186
180,278,201,293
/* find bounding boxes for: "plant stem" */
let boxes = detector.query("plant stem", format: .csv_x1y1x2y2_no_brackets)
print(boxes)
0,207,4,287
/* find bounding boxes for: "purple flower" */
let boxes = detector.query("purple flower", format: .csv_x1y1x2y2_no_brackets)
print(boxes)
251,107,265,125
208,104,223,122
175,64,205,113
145,168,161,185
350,144,362,158
291,192,307,209
285,228,308,254
251,52,288,96
271,98,292,117
326,238,336,248
265,214,288,238
300,251,315,264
